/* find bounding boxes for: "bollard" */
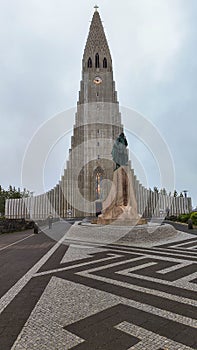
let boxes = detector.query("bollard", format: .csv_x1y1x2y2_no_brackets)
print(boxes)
188,218,193,229
33,222,39,234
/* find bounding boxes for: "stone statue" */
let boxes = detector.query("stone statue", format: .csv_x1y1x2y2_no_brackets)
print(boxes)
98,132,146,225
112,132,128,170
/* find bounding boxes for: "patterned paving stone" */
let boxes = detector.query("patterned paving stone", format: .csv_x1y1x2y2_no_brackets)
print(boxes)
0,222,196,349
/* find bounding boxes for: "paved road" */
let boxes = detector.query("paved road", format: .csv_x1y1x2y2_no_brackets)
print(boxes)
165,220,197,235
0,230,55,298
0,222,197,349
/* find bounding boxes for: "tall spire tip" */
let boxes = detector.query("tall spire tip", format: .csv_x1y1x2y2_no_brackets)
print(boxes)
94,4,99,12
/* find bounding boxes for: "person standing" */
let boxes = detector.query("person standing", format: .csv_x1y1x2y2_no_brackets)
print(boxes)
48,213,53,229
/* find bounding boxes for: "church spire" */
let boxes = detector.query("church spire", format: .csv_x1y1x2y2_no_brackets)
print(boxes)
83,8,112,71
94,4,99,12
78,8,118,105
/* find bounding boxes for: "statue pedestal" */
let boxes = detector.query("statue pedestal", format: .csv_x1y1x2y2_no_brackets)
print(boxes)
97,218,147,225
98,166,146,225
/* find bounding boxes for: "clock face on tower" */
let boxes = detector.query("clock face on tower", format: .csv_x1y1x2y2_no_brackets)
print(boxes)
93,76,102,85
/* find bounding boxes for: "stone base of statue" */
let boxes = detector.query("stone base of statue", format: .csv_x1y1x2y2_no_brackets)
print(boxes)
97,166,147,225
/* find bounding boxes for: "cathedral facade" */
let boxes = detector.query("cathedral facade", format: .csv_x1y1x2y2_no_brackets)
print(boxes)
5,8,192,219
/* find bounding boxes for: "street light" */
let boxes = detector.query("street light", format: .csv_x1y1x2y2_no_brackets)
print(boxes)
183,190,188,214
29,191,34,219
183,190,188,198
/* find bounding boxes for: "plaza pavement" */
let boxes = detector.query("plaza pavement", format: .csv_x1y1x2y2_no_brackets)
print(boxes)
0,221,197,350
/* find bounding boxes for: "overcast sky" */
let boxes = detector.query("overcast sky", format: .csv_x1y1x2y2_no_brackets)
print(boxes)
0,0,197,206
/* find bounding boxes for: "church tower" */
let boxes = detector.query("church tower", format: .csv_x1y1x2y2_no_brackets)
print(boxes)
80,7,118,104
62,7,124,216
5,7,193,219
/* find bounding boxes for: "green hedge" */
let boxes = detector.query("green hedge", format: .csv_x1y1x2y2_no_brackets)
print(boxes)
190,212,197,225
167,215,178,221
177,214,190,223
176,212,197,226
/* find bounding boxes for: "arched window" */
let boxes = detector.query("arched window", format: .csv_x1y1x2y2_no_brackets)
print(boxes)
103,57,107,68
95,166,104,200
87,57,92,68
95,53,100,68
96,171,102,199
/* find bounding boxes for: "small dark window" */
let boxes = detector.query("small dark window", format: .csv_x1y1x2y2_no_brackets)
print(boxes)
97,155,100,159
103,57,107,68
87,57,92,68
97,142,99,146
95,53,100,68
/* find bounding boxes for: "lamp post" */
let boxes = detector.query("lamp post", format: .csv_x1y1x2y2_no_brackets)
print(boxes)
183,190,188,213
29,191,34,219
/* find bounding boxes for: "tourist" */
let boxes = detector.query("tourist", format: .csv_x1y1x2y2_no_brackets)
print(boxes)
48,213,53,229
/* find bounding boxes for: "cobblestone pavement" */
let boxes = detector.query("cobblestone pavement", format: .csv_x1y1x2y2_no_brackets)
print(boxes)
0,222,197,350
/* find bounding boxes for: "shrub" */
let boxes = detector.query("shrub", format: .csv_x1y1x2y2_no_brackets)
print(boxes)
168,215,177,221
177,214,190,223
190,212,197,225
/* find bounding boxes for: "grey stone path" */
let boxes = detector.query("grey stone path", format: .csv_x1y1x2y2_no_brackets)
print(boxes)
0,222,197,349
